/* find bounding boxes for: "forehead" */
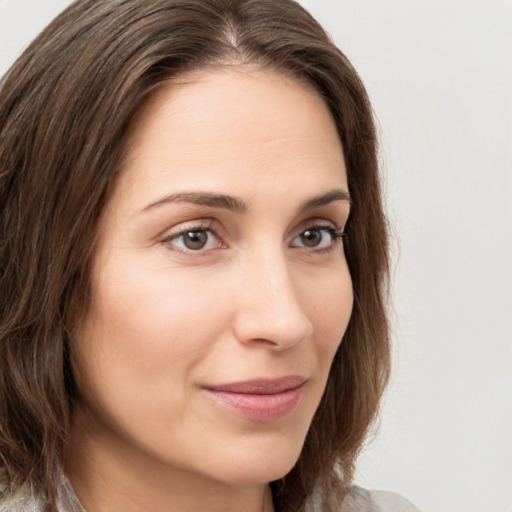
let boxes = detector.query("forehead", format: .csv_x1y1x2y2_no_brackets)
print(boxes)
112,66,346,211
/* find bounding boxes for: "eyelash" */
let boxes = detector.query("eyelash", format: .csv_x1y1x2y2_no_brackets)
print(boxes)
162,220,221,256
306,224,345,245
161,220,345,256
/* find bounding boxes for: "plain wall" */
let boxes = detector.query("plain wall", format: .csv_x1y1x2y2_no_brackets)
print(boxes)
1,1,511,511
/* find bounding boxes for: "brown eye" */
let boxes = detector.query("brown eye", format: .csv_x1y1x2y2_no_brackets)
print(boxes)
300,228,323,247
291,225,342,250
165,227,219,252
182,230,208,250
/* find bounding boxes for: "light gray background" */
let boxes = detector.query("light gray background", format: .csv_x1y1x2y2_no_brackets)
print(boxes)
1,1,511,511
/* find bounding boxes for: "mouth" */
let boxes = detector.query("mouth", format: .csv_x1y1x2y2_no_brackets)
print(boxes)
202,375,307,423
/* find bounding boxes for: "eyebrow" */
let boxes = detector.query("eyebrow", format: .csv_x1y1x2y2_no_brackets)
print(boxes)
298,189,351,213
142,188,350,214
143,192,247,213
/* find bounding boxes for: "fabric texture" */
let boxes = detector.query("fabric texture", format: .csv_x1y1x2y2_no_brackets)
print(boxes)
0,477,84,512
0,478,420,511
339,486,420,512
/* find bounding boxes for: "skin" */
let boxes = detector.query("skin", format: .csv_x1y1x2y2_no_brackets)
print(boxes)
66,66,353,512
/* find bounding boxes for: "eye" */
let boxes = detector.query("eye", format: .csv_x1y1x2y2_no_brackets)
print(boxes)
291,225,343,250
164,227,221,252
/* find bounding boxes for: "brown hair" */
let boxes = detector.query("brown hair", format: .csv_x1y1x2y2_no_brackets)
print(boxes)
0,0,390,510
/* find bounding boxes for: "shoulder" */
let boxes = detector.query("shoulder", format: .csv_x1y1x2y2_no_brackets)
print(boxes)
339,485,421,512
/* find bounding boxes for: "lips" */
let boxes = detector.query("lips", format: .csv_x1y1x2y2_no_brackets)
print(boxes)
202,375,307,423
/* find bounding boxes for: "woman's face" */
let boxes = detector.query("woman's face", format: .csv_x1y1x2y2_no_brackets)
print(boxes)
71,67,353,488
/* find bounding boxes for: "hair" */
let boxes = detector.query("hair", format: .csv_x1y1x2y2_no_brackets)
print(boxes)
0,0,390,510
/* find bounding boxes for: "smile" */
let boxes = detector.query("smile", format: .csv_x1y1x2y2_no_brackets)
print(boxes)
202,376,307,423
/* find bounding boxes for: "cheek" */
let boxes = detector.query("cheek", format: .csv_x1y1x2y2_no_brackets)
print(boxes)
72,262,228,412
109,254,226,337
286,266,353,429
298,264,353,374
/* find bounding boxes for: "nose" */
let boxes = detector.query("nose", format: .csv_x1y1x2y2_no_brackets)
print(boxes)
231,250,314,350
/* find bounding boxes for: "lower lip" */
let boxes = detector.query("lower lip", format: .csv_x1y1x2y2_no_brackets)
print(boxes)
204,385,303,423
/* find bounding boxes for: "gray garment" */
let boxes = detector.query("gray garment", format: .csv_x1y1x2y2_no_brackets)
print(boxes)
0,478,84,512
340,486,420,512
0,478,420,511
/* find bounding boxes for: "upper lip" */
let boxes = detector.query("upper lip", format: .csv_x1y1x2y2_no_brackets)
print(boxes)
204,375,307,394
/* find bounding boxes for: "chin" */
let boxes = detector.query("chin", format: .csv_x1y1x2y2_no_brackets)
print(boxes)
205,434,305,486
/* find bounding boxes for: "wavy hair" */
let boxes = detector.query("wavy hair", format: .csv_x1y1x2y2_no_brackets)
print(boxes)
0,1,390,510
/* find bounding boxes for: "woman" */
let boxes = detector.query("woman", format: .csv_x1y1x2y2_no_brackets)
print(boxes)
0,0,419,510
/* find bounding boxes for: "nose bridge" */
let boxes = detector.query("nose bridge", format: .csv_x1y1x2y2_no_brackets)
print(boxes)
232,244,313,348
